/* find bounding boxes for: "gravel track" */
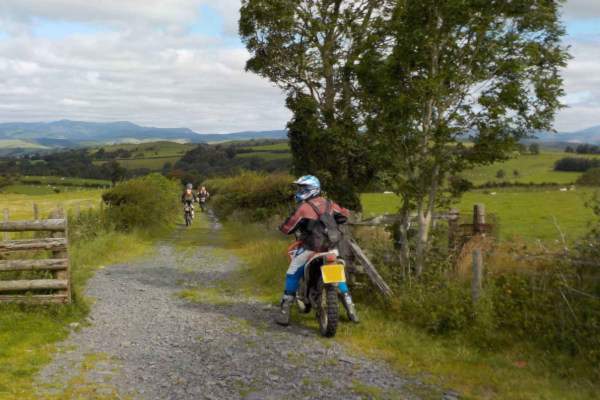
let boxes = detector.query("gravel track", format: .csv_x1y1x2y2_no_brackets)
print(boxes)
35,216,446,400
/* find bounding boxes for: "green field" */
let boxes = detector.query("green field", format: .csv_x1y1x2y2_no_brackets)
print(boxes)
0,139,49,150
463,151,597,185
361,187,597,242
0,190,105,221
236,151,291,161
20,176,111,186
90,141,195,158
249,142,290,151
113,156,181,170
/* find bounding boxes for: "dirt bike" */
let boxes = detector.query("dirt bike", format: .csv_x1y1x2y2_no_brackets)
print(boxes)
183,203,193,226
289,242,347,338
198,197,207,212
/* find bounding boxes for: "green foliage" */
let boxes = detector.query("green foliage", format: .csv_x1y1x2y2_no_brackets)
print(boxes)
205,171,295,221
239,1,380,209
357,0,569,272
101,173,179,231
529,143,540,155
554,157,600,172
577,168,600,186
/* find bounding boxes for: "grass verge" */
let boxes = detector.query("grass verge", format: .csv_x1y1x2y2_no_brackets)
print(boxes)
219,218,599,400
0,225,174,399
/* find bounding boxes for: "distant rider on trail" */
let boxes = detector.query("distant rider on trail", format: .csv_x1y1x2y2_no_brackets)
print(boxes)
181,183,198,219
275,175,359,326
196,186,209,212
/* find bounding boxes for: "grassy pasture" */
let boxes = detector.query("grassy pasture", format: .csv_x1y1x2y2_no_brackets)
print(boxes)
235,151,291,161
89,140,194,158
463,151,597,185
94,156,181,170
248,142,290,151
0,140,49,150
0,190,104,222
19,176,111,186
361,187,597,242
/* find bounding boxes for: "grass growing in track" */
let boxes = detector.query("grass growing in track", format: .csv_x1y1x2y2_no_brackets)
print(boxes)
361,187,597,242
219,217,599,400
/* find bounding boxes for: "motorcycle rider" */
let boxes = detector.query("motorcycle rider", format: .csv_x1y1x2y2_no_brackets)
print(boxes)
275,175,359,326
181,183,198,219
196,186,210,211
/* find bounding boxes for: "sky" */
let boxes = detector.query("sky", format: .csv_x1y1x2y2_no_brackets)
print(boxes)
0,0,598,134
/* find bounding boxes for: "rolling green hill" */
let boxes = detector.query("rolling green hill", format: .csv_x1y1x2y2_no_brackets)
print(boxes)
462,151,597,185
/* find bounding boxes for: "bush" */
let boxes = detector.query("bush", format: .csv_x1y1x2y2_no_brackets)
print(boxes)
205,171,296,221
496,169,505,178
101,173,180,231
576,167,600,186
554,157,600,172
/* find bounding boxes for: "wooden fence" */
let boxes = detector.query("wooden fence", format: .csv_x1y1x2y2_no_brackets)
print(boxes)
0,211,71,303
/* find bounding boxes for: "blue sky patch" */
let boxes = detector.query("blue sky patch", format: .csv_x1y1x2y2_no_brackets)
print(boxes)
566,18,600,38
32,17,113,38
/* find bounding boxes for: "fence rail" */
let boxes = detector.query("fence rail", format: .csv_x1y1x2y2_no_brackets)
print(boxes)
0,208,71,304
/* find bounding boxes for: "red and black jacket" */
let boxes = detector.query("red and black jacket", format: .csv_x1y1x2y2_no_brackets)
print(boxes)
278,196,350,251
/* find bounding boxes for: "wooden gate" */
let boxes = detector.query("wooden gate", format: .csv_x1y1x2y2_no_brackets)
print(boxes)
0,213,71,303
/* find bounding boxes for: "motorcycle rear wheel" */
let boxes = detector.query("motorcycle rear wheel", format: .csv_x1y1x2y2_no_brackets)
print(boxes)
316,279,339,337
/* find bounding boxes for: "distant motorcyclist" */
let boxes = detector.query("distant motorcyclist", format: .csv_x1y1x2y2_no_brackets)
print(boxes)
275,175,359,326
181,183,198,218
196,186,210,212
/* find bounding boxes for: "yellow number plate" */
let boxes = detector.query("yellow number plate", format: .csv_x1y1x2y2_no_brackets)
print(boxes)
321,264,346,284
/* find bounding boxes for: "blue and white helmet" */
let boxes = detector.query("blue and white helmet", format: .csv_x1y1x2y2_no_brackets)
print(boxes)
186,183,193,189
293,175,320,201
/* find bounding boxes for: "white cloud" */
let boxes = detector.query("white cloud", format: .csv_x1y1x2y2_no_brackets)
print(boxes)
0,0,290,133
561,0,600,20
554,38,600,132
0,0,597,134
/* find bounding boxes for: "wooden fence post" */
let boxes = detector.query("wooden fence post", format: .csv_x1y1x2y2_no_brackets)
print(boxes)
49,210,71,302
3,209,8,241
473,203,485,235
33,204,38,220
447,207,460,248
472,250,483,302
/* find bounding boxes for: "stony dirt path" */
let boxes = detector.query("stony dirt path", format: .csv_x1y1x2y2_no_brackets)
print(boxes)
34,214,446,400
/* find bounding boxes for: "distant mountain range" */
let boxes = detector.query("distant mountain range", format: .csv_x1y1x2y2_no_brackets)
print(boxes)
534,125,600,144
0,120,288,156
1,119,599,158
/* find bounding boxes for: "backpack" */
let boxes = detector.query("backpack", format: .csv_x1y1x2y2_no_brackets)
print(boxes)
306,199,344,252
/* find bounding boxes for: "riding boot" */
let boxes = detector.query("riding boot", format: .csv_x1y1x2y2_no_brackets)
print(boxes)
340,292,359,324
275,291,295,326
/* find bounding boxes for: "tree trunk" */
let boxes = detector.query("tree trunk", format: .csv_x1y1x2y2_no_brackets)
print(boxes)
397,210,411,278
415,202,432,276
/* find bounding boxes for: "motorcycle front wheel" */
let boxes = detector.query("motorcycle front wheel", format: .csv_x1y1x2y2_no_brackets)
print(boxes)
185,213,192,226
316,278,339,338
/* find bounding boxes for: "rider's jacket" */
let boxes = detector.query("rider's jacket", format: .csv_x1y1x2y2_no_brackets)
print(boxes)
181,191,196,204
278,196,349,251
197,190,209,200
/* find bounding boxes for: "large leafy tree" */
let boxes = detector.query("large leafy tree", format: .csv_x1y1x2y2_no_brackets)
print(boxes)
358,0,569,274
239,0,383,209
